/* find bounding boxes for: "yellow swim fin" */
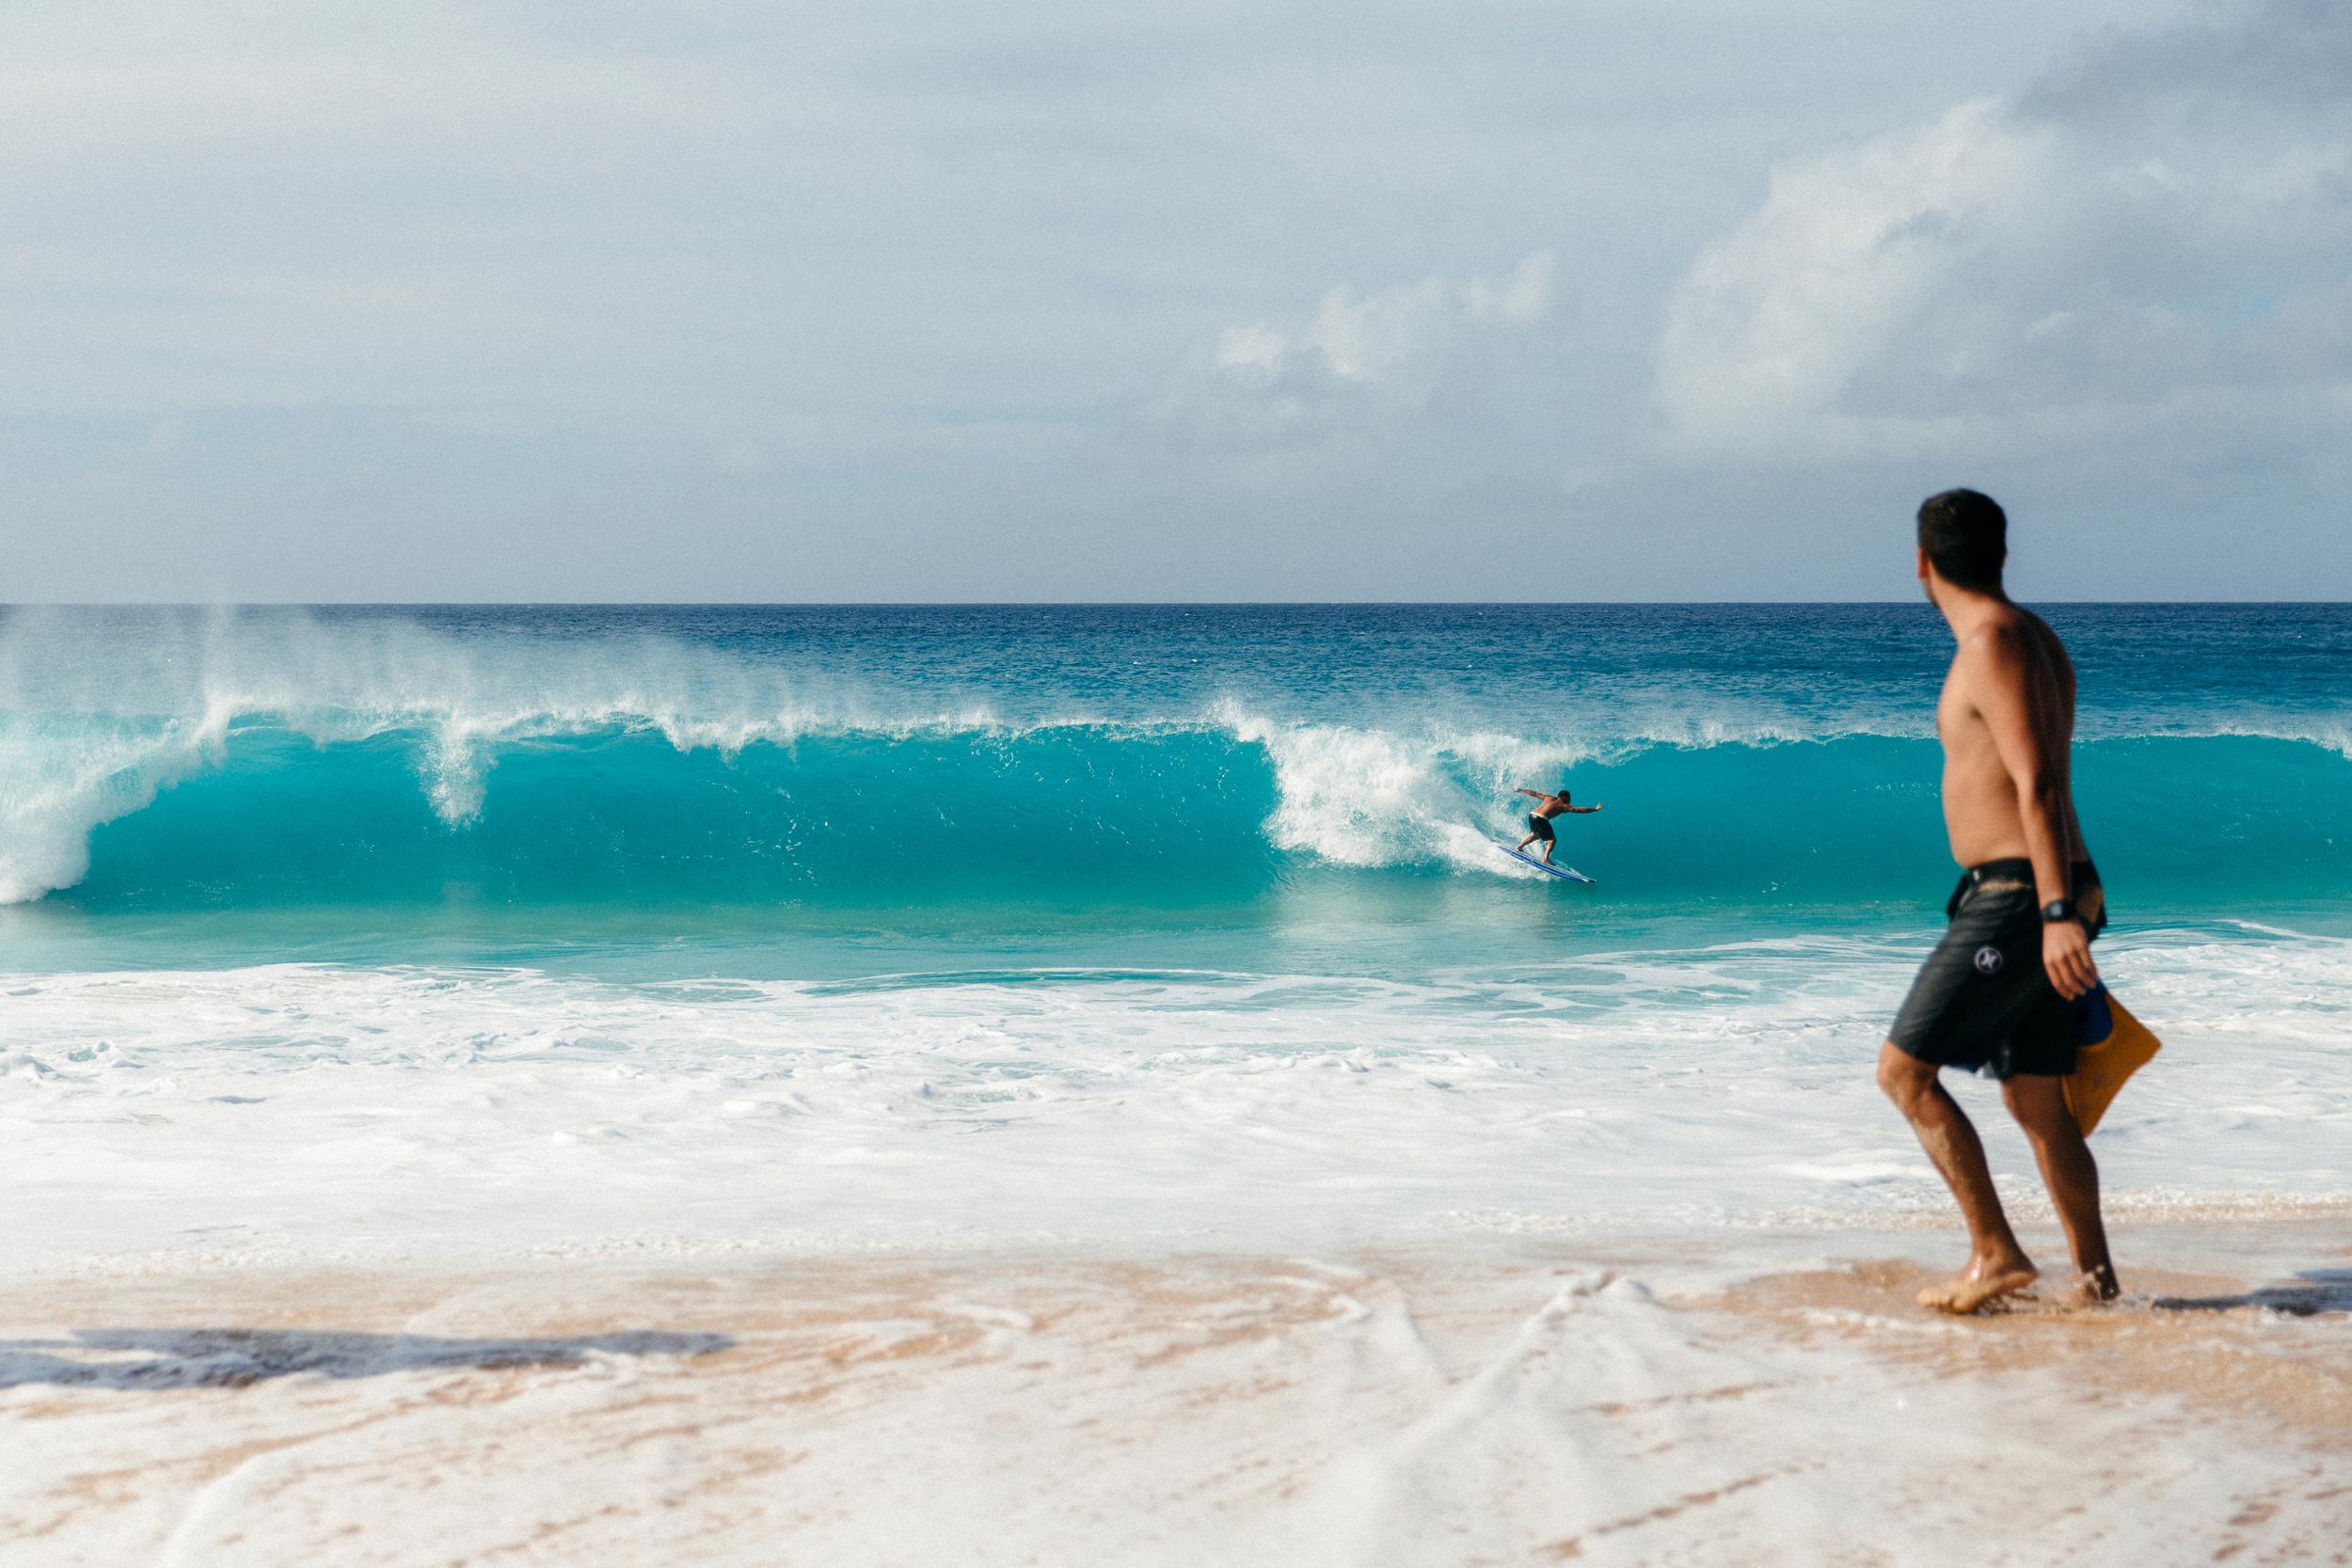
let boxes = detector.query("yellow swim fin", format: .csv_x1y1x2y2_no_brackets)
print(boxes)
2065,988,2162,1135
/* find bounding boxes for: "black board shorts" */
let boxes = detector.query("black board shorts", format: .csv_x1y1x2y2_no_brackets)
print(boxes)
1888,858,2106,1081
1526,813,1555,842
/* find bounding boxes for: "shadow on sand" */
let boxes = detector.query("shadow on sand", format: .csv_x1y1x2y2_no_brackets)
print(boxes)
2153,1268,2352,1318
0,1327,735,1390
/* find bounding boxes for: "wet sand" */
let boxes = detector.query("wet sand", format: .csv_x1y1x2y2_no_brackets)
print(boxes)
4,1224,2347,1567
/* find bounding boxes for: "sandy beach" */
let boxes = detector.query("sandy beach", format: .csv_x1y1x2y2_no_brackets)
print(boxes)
8,1219,2348,1567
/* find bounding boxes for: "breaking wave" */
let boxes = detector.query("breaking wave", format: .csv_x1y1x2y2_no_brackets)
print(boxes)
4,605,2348,911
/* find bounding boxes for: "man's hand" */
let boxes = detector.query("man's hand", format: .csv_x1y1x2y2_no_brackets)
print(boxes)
2042,918,2098,1000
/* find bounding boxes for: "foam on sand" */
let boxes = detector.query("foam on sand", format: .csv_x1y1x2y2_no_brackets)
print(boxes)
4,1241,2344,1566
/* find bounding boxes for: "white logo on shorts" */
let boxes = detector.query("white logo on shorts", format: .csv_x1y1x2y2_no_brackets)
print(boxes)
1973,945,2005,974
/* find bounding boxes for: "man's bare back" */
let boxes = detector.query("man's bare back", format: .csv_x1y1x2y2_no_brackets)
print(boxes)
1937,607,2086,870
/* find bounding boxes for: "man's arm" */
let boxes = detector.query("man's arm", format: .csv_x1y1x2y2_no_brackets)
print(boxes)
1513,788,1546,800
1562,804,1603,814
1968,627,2098,1000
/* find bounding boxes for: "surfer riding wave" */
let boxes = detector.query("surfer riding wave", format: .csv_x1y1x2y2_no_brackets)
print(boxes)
1512,784,1601,865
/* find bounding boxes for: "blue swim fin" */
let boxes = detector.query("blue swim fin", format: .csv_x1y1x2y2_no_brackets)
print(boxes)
2070,982,2115,1047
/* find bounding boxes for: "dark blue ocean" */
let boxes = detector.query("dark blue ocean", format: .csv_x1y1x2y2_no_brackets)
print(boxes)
4,603,2347,976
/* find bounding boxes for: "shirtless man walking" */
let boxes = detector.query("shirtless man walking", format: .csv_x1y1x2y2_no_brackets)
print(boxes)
1878,488,2118,1314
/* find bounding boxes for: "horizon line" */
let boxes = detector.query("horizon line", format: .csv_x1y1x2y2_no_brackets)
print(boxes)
6,598,2351,611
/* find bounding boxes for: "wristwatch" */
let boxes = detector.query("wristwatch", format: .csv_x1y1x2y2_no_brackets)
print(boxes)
2042,897,2075,924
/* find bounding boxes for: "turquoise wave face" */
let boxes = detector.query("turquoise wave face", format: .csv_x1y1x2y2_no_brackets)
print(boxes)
64,724,1282,910
44,724,2352,919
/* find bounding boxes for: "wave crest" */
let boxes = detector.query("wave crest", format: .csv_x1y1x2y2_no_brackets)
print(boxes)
1215,699,1594,873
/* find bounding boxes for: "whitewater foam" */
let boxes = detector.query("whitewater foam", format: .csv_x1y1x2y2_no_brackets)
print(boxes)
4,928,2345,1268
1213,698,1609,873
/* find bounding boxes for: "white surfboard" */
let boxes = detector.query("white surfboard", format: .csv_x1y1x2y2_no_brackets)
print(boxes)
1494,843,1596,883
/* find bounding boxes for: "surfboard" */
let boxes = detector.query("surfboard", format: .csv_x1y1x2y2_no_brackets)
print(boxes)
1494,843,1596,883
2064,985,2162,1135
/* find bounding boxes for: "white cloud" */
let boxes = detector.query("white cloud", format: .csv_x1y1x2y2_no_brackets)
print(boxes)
1213,250,1553,393
1650,103,2049,462
1171,252,1557,469
1648,1,2352,467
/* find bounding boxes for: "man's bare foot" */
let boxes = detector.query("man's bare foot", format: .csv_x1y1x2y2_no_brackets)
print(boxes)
2061,1264,2121,1308
1917,1258,2040,1315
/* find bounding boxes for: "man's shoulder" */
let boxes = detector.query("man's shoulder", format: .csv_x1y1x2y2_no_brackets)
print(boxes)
1957,609,2038,664
1974,607,2072,673
1945,614,2042,710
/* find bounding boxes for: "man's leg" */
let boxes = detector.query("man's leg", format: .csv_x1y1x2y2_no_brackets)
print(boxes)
1876,1043,2039,1312
2000,1074,2120,1305
1515,832,1538,852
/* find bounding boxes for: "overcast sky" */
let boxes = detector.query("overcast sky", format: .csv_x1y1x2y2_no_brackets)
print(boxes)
5,0,2347,601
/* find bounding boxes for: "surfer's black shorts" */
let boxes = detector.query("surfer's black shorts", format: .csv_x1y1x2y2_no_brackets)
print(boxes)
1888,858,2106,1081
1525,814,1555,842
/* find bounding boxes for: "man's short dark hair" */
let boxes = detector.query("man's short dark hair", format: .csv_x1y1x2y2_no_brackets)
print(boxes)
1916,488,2006,592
